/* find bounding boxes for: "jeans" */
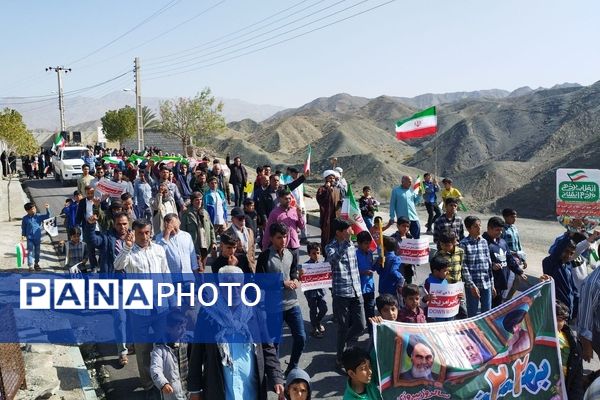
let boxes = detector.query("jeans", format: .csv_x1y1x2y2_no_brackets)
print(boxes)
82,229,98,269
306,294,328,328
364,216,374,230
466,287,492,317
424,202,441,230
409,220,421,239
26,238,41,266
332,295,366,360
128,311,168,390
282,305,306,371
362,292,376,335
232,183,244,207
113,309,128,356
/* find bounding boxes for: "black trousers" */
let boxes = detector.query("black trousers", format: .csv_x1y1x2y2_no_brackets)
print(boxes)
425,202,441,230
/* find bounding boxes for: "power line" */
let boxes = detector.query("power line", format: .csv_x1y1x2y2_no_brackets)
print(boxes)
145,0,355,72
67,0,182,65
75,0,226,71
145,0,325,65
0,70,132,105
146,0,395,80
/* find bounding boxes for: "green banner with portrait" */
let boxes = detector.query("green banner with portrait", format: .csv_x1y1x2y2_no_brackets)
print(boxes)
373,280,566,400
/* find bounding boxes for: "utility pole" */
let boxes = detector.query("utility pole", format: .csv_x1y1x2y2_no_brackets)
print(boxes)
134,57,144,152
45,66,71,132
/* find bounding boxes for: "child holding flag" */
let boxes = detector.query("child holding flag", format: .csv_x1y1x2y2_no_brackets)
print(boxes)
21,202,51,271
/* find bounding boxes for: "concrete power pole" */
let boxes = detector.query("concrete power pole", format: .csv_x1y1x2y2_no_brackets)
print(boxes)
134,57,144,152
45,66,71,132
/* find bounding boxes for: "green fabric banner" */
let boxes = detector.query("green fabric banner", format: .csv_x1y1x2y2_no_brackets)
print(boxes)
374,280,565,399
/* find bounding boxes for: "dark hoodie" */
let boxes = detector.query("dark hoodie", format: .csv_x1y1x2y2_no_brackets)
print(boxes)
174,162,193,200
285,368,311,400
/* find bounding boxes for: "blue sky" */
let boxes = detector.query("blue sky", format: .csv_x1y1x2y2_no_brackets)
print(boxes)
2,0,599,107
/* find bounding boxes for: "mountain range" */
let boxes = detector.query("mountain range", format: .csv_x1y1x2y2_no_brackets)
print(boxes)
210,81,598,219
1,91,285,130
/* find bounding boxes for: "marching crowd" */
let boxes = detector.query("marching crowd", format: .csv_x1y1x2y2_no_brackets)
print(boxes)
18,144,600,400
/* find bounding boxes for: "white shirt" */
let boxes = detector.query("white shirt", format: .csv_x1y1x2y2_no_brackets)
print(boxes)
212,191,225,224
232,224,249,252
114,241,170,275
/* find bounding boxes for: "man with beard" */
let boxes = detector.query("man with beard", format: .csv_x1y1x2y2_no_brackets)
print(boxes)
455,333,485,367
316,170,342,248
400,336,437,381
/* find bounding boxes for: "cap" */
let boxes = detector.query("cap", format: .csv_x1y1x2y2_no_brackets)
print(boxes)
335,167,343,173
231,207,245,218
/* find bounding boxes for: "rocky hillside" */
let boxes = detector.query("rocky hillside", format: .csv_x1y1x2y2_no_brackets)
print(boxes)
214,81,600,219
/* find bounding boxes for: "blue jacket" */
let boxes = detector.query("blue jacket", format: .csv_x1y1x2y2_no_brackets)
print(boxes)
62,202,78,229
203,189,228,224
482,233,523,291
21,209,51,240
543,241,579,319
86,224,124,274
423,181,439,204
356,248,377,294
376,251,404,296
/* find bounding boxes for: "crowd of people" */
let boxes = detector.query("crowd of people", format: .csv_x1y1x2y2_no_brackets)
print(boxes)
17,143,600,399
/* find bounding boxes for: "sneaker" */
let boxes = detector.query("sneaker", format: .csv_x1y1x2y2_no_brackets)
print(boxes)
310,328,324,338
425,230,433,235
34,263,41,271
28,265,34,272
318,324,325,333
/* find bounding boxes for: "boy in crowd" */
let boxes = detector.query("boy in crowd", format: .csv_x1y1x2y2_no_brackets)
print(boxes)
21,202,51,271
342,347,382,400
431,231,469,319
556,302,584,400
150,310,189,400
459,216,495,317
356,231,377,334
285,368,312,400
440,178,463,202
433,197,464,246
397,284,427,324
422,173,441,235
391,216,416,284
373,293,399,322
543,239,579,320
424,256,456,322
375,236,404,298
210,233,251,274
256,222,306,377
243,198,258,239
302,242,328,338
61,191,82,232
359,186,379,230
501,208,527,268
369,216,384,251
483,216,525,307
64,227,88,273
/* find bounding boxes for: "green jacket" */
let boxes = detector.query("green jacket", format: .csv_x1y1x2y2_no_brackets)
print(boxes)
343,379,382,400
180,207,216,253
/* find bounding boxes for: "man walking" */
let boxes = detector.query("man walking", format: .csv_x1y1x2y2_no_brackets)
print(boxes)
388,175,422,239
226,153,248,207
422,173,441,235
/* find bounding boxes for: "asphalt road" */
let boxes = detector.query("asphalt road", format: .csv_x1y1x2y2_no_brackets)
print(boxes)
23,177,599,399
24,177,357,399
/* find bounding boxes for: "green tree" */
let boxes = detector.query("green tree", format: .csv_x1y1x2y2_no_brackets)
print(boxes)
159,88,226,153
0,108,38,220
100,105,136,142
142,106,159,130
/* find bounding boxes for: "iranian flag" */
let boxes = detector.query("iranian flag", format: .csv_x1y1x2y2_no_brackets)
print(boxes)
303,145,312,174
51,134,65,152
567,170,588,182
413,175,422,193
395,106,437,140
16,242,27,268
341,183,377,251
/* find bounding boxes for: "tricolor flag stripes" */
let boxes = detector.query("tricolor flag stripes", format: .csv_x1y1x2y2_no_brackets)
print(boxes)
304,145,312,174
395,106,437,141
567,170,588,182
16,242,27,268
51,134,65,152
341,183,378,251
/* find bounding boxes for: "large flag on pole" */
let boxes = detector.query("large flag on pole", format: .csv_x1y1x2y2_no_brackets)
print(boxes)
51,133,65,152
395,106,437,140
303,145,312,174
341,183,377,251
